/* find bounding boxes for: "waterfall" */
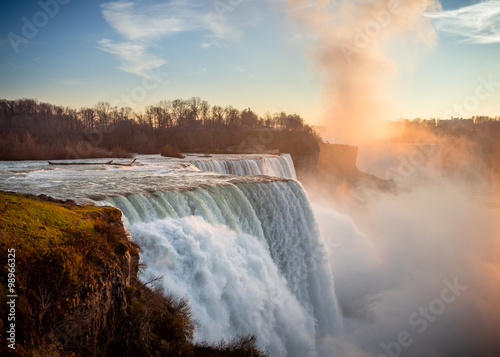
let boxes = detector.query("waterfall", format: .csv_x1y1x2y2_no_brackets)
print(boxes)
103,180,342,356
191,154,297,179
0,154,341,355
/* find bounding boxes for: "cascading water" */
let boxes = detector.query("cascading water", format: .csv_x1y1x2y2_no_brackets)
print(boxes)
0,154,342,356
3,154,499,356
191,153,297,179
102,180,342,356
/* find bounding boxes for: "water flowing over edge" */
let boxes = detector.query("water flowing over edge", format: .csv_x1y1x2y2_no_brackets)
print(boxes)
101,180,342,357
0,154,341,356
191,153,297,180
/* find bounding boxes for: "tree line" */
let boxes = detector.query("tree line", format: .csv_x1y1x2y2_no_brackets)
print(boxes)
389,116,500,180
0,98,321,161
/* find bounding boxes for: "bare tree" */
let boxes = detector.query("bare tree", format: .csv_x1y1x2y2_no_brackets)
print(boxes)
94,101,111,127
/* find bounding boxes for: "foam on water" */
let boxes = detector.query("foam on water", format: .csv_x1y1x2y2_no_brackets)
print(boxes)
0,154,341,356
102,181,343,356
191,153,297,179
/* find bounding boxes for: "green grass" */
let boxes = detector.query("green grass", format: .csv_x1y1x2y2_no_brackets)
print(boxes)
0,192,267,357
0,192,127,285
0,192,137,356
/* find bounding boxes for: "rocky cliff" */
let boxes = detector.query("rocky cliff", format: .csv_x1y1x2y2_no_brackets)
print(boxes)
303,143,396,203
316,143,358,175
0,192,265,357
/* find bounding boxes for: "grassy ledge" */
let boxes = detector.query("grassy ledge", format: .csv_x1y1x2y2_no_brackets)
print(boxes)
0,192,266,357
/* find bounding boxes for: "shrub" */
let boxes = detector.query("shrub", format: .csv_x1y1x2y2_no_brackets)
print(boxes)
160,144,184,158
109,146,134,158
194,336,268,357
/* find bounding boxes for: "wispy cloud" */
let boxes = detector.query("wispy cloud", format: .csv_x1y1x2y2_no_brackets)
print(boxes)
98,39,166,77
99,0,244,77
425,0,500,44
101,1,202,41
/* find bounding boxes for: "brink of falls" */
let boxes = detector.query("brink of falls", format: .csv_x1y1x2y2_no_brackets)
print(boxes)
0,154,342,356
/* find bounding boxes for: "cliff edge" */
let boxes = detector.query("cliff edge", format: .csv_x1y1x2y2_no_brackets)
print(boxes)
0,192,265,357
304,143,396,203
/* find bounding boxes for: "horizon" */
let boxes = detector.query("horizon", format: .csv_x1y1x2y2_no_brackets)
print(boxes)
1,0,500,132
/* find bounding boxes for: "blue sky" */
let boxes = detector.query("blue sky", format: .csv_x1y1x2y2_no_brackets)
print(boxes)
0,0,499,125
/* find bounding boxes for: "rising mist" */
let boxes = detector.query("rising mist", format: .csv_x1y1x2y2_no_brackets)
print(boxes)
284,0,440,144
281,1,500,355
312,176,500,356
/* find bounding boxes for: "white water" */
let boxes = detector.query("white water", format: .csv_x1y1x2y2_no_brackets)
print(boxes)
191,153,297,179
102,181,342,356
0,154,341,356
0,155,288,203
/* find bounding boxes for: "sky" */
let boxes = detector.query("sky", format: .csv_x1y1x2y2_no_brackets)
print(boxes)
0,0,499,126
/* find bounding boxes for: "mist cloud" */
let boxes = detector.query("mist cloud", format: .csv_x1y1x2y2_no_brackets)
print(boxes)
313,180,500,356
283,0,440,144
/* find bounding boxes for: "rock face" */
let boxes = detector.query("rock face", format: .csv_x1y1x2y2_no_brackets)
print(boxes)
304,143,396,203
316,143,358,175
293,151,320,180
0,192,142,355
0,192,266,357
66,248,138,353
